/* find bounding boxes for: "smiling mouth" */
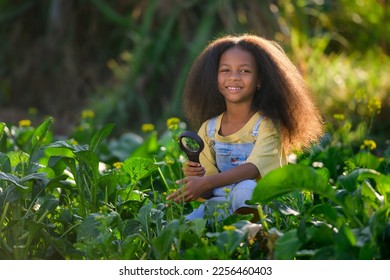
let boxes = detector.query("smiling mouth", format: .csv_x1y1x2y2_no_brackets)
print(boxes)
227,86,241,91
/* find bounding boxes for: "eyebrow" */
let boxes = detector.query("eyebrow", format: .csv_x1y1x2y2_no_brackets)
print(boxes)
218,63,253,67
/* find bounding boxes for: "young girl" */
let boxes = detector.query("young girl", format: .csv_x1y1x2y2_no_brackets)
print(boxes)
167,34,323,221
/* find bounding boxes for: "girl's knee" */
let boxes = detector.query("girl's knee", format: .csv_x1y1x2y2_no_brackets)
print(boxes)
231,180,257,211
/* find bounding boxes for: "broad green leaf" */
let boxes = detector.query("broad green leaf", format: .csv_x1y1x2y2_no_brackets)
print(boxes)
0,122,5,138
45,174,69,190
77,212,120,241
311,204,341,227
7,151,29,168
354,169,390,197
90,123,115,152
187,218,207,238
0,153,11,173
274,229,302,260
20,172,47,184
107,132,143,161
335,225,356,249
76,213,104,241
74,150,100,180
45,146,75,158
131,131,159,157
0,172,27,189
31,117,53,151
361,179,383,206
376,175,390,197
138,202,153,233
216,229,246,256
0,185,20,203
151,219,180,259
252,165,336,204
118,188,146,202
37,194,59,213
123,157,157,185
355,151,381,170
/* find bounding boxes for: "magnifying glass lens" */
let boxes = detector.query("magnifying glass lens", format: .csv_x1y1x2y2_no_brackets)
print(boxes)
178,131,204,163
181,136,201,153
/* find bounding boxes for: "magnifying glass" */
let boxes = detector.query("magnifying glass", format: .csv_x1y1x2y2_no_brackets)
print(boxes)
178,131,204,163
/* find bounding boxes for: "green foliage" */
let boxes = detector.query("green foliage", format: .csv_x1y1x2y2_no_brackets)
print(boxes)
0,106,388,260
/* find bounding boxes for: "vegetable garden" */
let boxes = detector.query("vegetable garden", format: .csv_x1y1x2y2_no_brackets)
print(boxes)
0,109,389,260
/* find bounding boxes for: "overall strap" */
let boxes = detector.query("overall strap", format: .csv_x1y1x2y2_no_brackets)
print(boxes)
251,115,263,139
206,116,218,140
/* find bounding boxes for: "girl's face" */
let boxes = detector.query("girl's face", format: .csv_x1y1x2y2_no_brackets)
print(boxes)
217,46,259,106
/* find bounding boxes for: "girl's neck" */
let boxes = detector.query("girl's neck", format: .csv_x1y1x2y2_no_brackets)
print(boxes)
219,106,257,136
223,104,256,123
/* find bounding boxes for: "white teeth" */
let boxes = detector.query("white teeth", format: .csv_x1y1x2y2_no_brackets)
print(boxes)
228,87,240,90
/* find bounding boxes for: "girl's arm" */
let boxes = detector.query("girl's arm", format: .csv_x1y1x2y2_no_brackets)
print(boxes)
167,162,259,203
182,161,206,177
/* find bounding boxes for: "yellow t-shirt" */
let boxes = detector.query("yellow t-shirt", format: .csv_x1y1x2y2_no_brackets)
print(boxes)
198,112,287,178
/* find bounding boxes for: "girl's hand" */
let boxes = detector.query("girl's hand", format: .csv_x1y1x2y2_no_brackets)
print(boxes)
167,176,210,203
182,161,206,177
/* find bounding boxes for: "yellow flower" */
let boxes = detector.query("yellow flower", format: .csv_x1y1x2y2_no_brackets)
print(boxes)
362,139,377,150
368,97,381,115
120,51,132,62
164,156,175,165
166,117,180,130
333,114,345,121
113,162,123,169
107,59,118,70
141,123,155,132
223,187,231,194
81,110,95,119
223,225,237,231
19,119,31,127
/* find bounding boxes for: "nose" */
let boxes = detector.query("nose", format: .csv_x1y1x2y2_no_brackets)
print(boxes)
228,71,240,81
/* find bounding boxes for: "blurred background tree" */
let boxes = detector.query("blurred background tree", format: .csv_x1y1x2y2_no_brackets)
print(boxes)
0,0,389,149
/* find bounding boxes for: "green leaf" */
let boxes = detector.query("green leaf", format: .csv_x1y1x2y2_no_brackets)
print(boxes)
187,218,207,238
355,151,381,170
311,204,341,227
20,172,47,184
0,185,20,203
0,153,11,173
107,133,143,161
216,230,246,256
123,157,157,185
131,131,159,157
45,140,88,153
0,122,5,138
37,194,59,213
335,225,356,249
274,229,302,260
376,175,390,197
252,165,336,204
74,150,100,181
0,172,27,189
7,151,29,168
31,117,53,152
90,123,115,152
138,202,153,233
152,219,181,259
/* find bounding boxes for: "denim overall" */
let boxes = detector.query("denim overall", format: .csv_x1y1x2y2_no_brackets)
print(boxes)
185,115,263,221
